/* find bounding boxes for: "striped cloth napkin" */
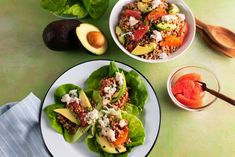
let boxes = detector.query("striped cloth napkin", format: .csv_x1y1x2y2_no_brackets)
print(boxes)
0,93,50,157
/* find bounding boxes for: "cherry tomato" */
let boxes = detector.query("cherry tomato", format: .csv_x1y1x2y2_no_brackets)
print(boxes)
113,127,129,146
146,8,167,21
132,25,149,41
178,22,189,44
160,35,182,47
123,9,142,19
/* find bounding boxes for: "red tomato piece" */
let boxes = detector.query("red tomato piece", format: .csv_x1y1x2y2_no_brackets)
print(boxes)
171,73,204,108
178,22,189,44
175,94,202,108
113,127,129,146
123,9,142,19
146,8,167,21
132,25,149,41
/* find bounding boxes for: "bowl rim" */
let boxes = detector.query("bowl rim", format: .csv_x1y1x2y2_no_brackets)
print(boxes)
109,0,196,63
167,65,221,111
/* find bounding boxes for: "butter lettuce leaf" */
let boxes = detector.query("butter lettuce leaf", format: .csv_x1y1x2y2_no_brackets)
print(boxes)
123,103,140,116
125,70,148,110
81,0,109,19
62,3,88,18
54,83,80,104
44,104,65,134
41,0,67,12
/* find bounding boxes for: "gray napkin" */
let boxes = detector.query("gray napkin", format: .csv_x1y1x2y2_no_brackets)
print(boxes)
0,93,50,157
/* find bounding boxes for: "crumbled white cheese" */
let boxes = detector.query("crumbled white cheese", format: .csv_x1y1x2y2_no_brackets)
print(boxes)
102,97,110,106
103,107,121,117
61,90,80,104
129,16,139,26
98,116,110,128
86,109,99,125
115,72,124,86
177,13,186,21
151,30,162,43
69,89,78,97
161,15,177,22
119,119,128,128
101,128,116,142
158,53,168,59
104,86,117,95
152,0,162,9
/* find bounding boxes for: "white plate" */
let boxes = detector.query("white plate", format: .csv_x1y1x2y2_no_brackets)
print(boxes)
40,60,161,157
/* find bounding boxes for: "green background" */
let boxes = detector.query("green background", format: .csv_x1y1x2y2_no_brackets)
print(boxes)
0,0,235,156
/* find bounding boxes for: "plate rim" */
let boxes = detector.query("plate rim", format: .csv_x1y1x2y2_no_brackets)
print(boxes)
39,59,161,157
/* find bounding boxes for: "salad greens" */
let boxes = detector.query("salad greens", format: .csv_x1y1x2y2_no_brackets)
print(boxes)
40,0,109,19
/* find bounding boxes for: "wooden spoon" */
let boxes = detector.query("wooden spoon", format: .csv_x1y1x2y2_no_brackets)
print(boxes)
196,81,235,106
195,18,235,51
196,27,235,57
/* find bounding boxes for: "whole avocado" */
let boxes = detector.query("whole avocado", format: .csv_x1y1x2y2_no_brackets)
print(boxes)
43,19,81,51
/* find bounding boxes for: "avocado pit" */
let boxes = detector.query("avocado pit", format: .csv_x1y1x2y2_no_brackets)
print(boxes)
87,31,106,48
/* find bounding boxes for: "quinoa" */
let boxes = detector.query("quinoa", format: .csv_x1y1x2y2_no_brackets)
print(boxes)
116,0,187,60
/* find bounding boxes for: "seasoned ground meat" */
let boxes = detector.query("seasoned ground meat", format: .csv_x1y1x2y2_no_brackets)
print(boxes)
67,102,87,127
57,114,79,134
100,77,117,96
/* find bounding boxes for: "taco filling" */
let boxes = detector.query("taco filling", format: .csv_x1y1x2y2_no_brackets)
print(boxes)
100,72,129,109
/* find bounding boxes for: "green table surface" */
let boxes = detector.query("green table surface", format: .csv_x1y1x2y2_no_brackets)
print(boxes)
1,0,235,156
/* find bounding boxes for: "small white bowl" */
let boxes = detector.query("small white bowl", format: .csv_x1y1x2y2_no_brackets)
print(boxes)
109,0,196,63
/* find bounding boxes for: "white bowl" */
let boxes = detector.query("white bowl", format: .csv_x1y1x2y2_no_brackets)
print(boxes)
109,0,196,63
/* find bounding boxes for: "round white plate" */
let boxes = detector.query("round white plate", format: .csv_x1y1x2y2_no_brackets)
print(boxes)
40,60,161,157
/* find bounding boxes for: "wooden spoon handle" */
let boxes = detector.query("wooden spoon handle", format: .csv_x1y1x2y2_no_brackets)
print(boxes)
195,18,208,30
205,88,235,105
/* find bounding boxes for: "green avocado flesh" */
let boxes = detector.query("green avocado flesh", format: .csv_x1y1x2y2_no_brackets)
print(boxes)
111,71,126,103
155,22,177,31
115,26,125,45
96,134,127,154
76,23,107,55
131,43,156,55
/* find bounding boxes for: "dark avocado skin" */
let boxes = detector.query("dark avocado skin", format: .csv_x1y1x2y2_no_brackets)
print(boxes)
43,20,81,51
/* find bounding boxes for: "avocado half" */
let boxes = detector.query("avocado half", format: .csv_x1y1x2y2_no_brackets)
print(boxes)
43,20,81,51
76,23,108,55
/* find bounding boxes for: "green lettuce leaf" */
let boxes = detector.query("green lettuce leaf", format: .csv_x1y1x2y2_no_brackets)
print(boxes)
40,0,67,12
62,3,88,18
121,111,145,147
54,83,80,104
81,0,109,19
122,103,140,116
44,104,65,134
125,70,148,110
64,125,90,143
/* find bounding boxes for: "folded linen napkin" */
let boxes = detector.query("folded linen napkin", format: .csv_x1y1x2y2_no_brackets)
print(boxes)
0,93,50,157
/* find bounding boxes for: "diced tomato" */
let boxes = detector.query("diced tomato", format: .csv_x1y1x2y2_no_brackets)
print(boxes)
160,35,182,47
175,94,202,108
113,127,129,146
177,73,201,82
146,8,167,21
171,73,204,108
126,44,135,52
178,22,188,44
123,9,142,19
132,25,149,41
